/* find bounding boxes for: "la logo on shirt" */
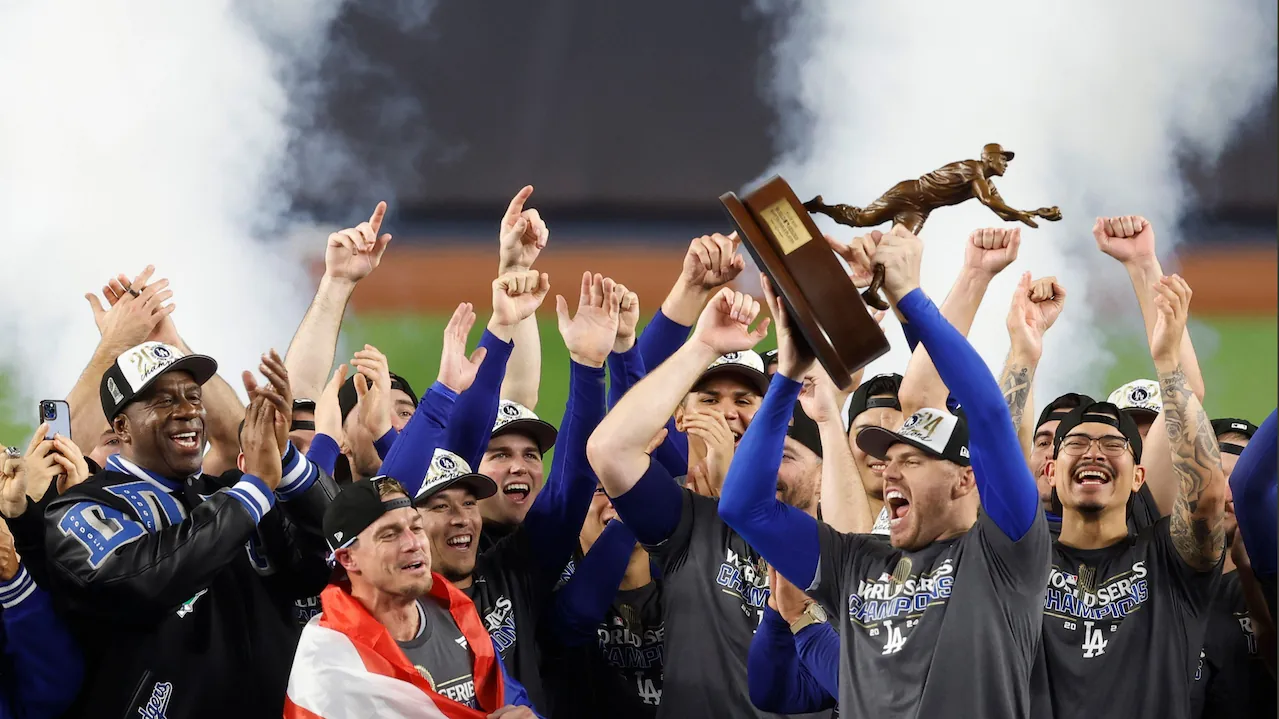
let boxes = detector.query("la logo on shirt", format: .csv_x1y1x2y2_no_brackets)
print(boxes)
1044,561,1150,658
849,559,956,655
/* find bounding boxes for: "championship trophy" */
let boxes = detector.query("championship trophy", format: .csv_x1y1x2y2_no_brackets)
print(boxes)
721,143,1060,389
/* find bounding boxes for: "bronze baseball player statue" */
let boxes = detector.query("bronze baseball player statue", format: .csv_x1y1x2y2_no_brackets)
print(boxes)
805,143,1061,309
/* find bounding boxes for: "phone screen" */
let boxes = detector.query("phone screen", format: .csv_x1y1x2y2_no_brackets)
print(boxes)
39,400,72,440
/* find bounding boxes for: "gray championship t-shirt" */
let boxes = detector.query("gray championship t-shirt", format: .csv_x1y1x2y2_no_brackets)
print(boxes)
397,598,481,709
1189,569,1276,719
1040,517,1221,719
645,488,829,719
809,510,1050,719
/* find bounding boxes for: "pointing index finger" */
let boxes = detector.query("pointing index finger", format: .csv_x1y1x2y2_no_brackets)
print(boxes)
504,185,535,223
369,202,388,235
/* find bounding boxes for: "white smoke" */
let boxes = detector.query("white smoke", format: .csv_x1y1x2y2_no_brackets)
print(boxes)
757,0,1276,400
0,1,355,415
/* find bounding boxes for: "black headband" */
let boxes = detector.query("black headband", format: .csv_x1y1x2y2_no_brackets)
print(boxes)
290,420,316,432
864,397,901,411
1220,443,1245,456
382,497,413,513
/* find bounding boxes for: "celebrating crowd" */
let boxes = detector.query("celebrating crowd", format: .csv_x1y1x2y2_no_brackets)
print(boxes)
0,185,1273,719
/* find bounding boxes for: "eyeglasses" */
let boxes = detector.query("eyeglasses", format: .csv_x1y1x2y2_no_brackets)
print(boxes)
1059,434,1130,457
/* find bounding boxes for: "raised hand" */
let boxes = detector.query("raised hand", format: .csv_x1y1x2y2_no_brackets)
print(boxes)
49,434,90,494
613,284,640,354
86,267,175,353
682,408,734,493
767,566,813,624
350,345,393,440
315,365,348,442
825,232,880,289
492,270,551,328
92,265,182,346
874,224,924,303
242,350,294,452
556,272,623,368
1007,273,1066,361
760,274,814,380
798,366,841,425
326,202,393,284
437,303,488,394
1093,215,1155,266
498,185,549,273
679,233,746,291
690,287,770,358
964,227,1021,278
241,393,283,489
1151,274,1192,369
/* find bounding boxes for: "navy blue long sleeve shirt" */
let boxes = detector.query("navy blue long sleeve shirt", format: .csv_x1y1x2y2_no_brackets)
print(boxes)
1230,409,1277,578
380,383,458,497
0,565,84,719
446,330,516,471
747,607,837,714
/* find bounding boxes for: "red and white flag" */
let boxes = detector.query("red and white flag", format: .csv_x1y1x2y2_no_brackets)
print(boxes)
284,578,504,719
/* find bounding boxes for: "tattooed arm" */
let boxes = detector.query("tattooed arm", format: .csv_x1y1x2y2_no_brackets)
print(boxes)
999,356,1036,460
1152,276,1226,570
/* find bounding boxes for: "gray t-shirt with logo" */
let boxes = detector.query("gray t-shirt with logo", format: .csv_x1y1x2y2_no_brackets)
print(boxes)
809,510,1050,719
397,598,481,709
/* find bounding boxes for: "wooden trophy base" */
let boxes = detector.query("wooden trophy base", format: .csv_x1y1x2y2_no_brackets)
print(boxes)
721,176,890,390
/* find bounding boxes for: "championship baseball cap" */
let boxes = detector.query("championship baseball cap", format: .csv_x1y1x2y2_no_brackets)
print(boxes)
413,448,499,504
1107,380,1161,422
856,407,971,467
1052,401,1144,463
1036,393,1096,431
845,373,903,430
1212,417,1258,455
338,372,419,424
100,342,218,419
323,476,416,555
491,400,558,453
694,350,770,398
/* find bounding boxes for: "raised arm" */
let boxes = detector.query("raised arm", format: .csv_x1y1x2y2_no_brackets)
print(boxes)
800,367,873,533
496,186,550,410
588,288,769,542
900,228,1019,414
519,274,618,575
547,519,637,646
999,274,1066,461
606,286,642,409
446,270,548,469
1095,216,1206,516
72,267,174,446
717,278,820,586
284,203,391,402
379,304,485,497
876,225,1039,540
1150,275,1226,571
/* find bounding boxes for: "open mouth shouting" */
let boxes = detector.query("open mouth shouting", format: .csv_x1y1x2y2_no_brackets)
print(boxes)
401,558,428,574
885,488,911,526
502,482,532,504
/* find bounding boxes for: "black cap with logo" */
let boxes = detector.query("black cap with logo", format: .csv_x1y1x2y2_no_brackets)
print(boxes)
1052,401,1144,463
846,373,903,428
1212,417,1258,455
1036,393,1096,431
323,477,415,554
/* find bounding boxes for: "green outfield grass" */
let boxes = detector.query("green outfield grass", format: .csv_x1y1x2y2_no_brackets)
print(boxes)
1,314,1273,447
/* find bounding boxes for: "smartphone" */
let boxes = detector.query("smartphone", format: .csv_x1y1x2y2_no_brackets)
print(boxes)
38,400,72,440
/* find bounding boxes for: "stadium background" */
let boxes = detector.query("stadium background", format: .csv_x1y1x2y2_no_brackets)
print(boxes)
1,0,1273,444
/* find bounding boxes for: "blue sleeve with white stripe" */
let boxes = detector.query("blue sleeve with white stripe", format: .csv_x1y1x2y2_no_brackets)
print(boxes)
896,289,1039,540
0,566,84,719
44,475,271,620
276,442,320,502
